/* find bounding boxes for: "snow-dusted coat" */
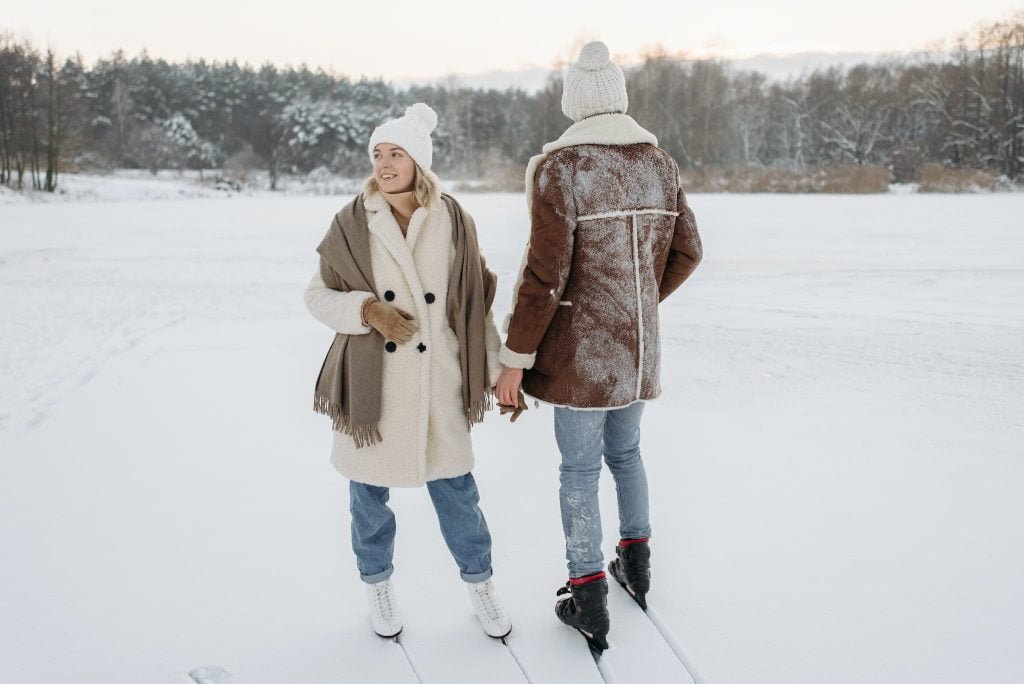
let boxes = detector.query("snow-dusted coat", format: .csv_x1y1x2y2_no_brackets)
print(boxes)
499,113,702,409
305,182,502,487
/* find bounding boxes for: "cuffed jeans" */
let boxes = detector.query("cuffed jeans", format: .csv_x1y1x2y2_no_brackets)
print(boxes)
349,472,493,584
555,401,652,578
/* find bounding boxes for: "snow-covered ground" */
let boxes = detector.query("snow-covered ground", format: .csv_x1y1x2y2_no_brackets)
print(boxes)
1,191,1022,683
0,170,366,205
4,170,1021,208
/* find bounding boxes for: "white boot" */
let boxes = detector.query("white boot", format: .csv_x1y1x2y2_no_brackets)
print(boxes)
466,578,512,638
365,578,402,638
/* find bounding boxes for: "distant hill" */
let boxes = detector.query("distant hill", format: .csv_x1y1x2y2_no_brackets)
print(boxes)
727,51,905,79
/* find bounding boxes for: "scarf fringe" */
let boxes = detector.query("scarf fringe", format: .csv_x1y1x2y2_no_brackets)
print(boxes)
466,388,495,427
317,389,492,443
314,394,383,448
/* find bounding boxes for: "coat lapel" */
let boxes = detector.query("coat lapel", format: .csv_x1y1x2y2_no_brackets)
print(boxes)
364,192,427,304
405,205,431,251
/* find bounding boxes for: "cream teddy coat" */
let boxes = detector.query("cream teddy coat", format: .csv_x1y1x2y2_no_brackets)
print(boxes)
305,183,501,487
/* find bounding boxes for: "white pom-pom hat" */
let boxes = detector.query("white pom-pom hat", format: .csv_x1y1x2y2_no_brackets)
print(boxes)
561,41,629,123
368,102,439,171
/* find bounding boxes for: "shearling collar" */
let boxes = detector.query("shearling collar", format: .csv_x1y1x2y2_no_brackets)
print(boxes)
542,113,657,154
362,169,443,251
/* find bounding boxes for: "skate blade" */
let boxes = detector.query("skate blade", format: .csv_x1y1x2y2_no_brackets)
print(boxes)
609,562,648,611
489,626,512,640
577,628,609,655
628,587,648,611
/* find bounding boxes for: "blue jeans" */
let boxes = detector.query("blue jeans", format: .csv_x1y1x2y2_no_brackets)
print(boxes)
555,402,652,578
349,473,493,584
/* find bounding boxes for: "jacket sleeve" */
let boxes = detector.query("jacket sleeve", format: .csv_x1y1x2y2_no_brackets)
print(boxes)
500,158,575,369
659,186,703,302
303,269,377,335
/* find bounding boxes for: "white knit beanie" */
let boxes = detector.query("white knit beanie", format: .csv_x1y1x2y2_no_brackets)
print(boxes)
561,42,629,123
367,102,438,171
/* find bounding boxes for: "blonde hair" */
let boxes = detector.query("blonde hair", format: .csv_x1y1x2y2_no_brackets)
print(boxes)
364,163,439,208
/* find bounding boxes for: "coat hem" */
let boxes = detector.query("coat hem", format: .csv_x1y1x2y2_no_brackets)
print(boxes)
522,392,659,412
334,462,475,489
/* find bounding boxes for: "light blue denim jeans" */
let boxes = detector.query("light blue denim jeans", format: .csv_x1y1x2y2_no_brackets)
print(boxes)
349,473,493,584
555,401,652,578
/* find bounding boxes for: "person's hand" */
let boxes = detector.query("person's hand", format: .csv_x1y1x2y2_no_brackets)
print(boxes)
498,389,528,423
495,365,523,406
362,298,418,343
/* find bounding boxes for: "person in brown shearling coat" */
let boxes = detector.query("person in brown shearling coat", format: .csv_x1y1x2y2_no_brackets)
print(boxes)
495,41,702,650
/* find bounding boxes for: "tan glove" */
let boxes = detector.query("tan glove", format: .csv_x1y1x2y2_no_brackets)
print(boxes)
498,389,528,423
361,298,417,343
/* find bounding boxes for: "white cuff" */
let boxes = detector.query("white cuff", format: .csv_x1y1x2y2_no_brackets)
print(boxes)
304,271,377,335
499,343,536,370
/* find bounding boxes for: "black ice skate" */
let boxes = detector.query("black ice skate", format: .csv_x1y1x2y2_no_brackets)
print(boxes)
608,538,651,610
555,572,610,654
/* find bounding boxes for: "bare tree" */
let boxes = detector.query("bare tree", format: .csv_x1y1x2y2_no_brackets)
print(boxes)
731,71,768,166
819,65,894,165
44,49,60,191
110,78,133,163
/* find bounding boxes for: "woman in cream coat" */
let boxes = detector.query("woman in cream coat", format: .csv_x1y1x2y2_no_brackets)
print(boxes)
304,103,511,640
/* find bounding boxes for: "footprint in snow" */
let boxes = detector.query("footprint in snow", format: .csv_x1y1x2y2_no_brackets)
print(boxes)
187,666,233,683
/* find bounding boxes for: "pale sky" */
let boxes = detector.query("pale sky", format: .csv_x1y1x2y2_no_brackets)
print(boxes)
4,0,1022,80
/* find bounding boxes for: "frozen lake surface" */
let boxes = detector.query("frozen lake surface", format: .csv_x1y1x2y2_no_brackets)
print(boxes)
1,192,1022,683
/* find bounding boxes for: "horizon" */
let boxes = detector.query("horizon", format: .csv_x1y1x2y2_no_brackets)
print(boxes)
3,1,1022,83
0,40,980,94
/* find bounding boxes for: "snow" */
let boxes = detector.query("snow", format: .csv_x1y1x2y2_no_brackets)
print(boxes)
0,171,365,205
1,191,1022,683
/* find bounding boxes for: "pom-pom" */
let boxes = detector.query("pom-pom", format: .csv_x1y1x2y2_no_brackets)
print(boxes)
576,42,611,71
405,102,438,133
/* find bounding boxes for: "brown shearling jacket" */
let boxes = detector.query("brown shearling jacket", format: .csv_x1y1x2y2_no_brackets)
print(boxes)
505,142,702,408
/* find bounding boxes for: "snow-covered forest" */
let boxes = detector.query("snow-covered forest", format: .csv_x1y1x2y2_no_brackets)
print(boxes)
2,14,1024,193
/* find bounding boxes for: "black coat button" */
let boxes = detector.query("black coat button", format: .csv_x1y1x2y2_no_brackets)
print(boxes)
424,292,435,304
417,343,426,353
385,341,397,352
384,290,395,302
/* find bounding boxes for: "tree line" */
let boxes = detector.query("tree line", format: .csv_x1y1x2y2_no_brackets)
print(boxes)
2,12,1022,192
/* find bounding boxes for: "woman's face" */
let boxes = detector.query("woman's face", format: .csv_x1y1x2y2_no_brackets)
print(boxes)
372,144,416,193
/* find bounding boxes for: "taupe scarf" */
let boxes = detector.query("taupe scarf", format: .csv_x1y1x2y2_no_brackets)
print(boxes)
313,193,496,447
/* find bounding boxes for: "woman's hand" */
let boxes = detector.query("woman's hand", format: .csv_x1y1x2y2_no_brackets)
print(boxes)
498,390,528,423
495,366,524,409
362,299,418,343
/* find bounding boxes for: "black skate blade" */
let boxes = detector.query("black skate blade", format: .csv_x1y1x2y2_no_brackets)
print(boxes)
609,560,648,611
577,628,609,656
628,588,648,611
610,572,649,611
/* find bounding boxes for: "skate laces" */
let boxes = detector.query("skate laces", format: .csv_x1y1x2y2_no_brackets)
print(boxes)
373,581,396,620
472,581,506,621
